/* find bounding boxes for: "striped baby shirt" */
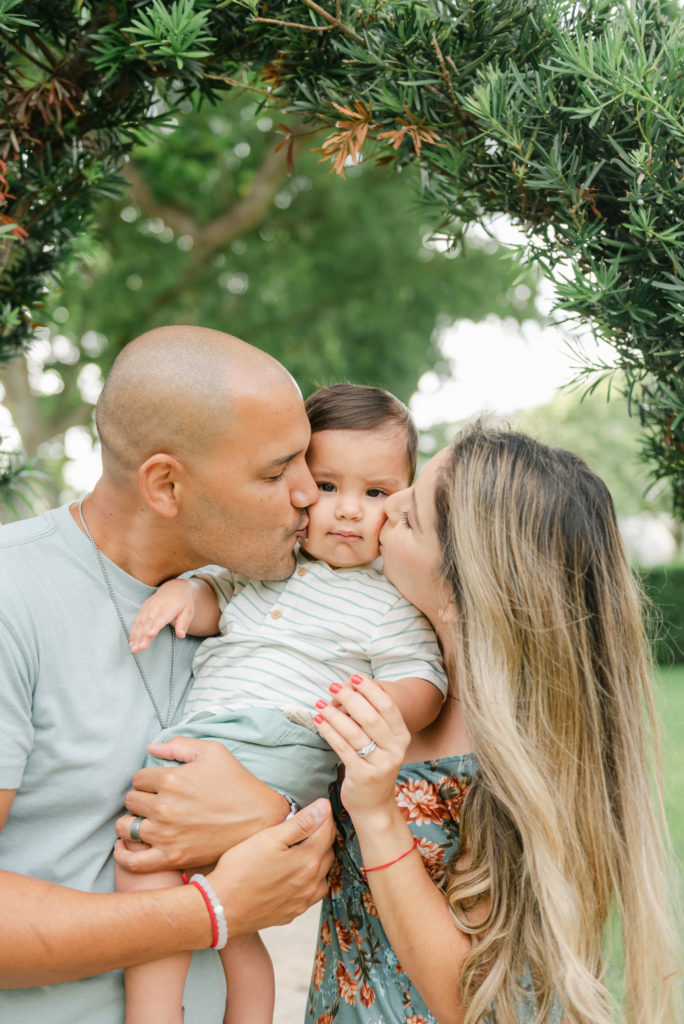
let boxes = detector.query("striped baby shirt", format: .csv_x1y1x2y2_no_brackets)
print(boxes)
182,551,447,720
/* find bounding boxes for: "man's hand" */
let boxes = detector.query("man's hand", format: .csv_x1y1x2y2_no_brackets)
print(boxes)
114,737,292,872
0,801,334,988
206,799,335,936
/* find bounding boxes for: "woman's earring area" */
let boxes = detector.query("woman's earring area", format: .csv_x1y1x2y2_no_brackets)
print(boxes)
437,601,454,623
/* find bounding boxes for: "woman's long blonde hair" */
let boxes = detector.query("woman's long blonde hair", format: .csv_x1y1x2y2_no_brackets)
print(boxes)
439,423,681,1023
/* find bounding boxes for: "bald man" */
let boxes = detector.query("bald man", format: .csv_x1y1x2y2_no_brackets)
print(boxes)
0,327,334,1023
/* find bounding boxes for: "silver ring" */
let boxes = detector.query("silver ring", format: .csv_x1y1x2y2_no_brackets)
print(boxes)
129,816,145,842
355,739,377,758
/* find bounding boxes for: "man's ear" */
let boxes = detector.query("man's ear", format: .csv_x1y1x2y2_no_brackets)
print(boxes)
138,453,184,518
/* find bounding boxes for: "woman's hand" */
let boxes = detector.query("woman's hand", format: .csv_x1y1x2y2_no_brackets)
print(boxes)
313,674,410,823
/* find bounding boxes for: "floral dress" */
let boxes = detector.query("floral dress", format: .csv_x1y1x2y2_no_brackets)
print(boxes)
306,754,478,1024
306,754,566,1024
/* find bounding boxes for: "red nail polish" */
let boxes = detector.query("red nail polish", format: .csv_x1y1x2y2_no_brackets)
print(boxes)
329,683,342,694
350,675,363,685
315,699,327,709
313,714,324,724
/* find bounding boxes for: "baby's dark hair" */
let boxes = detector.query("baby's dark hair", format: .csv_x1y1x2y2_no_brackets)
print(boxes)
304,383,418,482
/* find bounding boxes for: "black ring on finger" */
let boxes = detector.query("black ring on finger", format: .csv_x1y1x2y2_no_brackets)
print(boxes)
129,816,145,842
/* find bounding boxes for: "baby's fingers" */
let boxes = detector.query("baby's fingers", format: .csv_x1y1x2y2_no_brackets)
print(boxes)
129,607,173,652
129,628,155,653
173,604,193,639
129,614,154,652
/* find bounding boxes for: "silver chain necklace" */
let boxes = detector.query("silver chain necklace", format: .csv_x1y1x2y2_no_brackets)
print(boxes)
76,498,176,730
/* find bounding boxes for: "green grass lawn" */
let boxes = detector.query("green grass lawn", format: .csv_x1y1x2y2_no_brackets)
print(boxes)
658,665,684,891
603,665,683,1006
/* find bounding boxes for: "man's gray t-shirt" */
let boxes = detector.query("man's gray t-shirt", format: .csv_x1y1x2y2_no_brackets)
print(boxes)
0,504,226,1022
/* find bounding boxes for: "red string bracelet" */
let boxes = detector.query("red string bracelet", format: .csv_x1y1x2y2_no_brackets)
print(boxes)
361,837,419,879
183,872,229,949
188,878,219,948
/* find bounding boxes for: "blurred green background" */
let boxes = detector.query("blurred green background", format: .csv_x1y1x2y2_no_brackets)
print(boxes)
661,667,684,870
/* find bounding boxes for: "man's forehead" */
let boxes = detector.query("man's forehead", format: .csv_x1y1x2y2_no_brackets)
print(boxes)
265,448,305,469
231,382,308,430
235,412,310,470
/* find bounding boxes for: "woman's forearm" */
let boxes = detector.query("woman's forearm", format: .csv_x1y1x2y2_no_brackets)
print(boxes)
311,676,471,1022
353,806,470,1024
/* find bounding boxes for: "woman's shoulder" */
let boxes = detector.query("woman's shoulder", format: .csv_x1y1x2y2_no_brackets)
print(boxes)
399,751,479,779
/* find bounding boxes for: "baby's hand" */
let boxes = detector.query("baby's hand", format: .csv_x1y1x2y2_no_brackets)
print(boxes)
129,578,197,652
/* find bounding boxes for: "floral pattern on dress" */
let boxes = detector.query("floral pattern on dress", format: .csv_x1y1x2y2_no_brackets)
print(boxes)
306,753,566,1024
305,754,478,1024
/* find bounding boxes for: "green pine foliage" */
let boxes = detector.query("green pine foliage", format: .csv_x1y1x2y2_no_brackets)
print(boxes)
1,1,683,512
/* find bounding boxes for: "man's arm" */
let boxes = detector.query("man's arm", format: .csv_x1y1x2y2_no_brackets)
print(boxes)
0,798,333,988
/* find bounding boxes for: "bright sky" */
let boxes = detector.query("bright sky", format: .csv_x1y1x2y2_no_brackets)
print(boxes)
410,272,617,430
408,218,618,429
413,317,578,428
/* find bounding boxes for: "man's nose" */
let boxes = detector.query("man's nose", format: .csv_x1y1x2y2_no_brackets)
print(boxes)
291,463,318,509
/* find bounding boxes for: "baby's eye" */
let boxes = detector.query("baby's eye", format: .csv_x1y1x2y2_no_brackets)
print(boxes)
317,481,336,493
399,510,412,529
366,488,387,498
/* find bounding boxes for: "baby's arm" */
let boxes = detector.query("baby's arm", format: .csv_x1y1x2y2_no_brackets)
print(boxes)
129,578,221,653
379,677,444,734
368,597,447,734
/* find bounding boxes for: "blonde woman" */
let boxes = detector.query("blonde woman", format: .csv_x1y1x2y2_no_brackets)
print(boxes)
310,423,681,1024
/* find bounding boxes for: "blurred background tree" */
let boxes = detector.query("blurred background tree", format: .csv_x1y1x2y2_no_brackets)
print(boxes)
1,0,682,516
0,87,536,509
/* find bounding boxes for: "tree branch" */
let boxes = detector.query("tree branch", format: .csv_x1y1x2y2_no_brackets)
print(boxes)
123,128,310,324
121,163,199,238
1,356,94,457
123,127,309,256
254,0,365,45
2,356,37,456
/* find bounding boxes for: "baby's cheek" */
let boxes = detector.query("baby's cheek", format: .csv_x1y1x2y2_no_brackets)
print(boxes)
370,508,388,539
